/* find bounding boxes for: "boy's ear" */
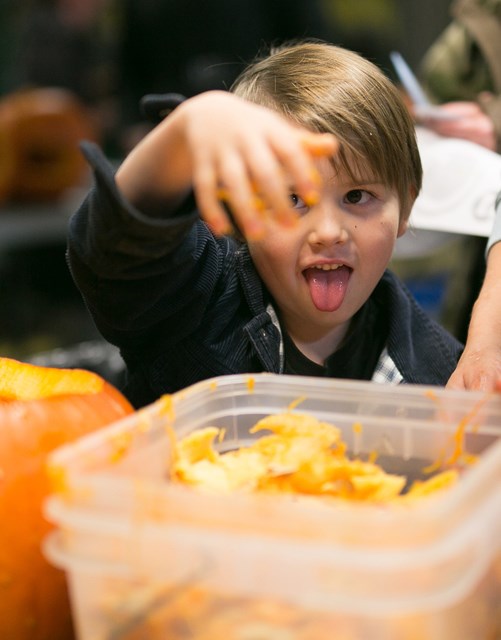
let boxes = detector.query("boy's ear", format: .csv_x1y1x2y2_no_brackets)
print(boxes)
397,186,416,237
397,216,408,237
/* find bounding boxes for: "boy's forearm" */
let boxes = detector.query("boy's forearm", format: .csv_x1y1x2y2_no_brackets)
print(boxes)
68,141,200,284
116,101,193,210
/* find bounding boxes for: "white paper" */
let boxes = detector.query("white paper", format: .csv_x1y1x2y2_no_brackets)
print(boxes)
409,128,501,237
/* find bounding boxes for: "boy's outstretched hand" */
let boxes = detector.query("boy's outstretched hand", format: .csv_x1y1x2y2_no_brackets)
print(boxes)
116,91,338,238
416,101,496,151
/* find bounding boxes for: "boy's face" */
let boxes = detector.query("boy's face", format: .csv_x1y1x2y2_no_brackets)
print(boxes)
248,159,408,347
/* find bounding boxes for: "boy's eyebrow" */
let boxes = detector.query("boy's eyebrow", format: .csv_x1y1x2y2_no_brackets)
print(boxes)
328,162,381,186
349,178,383,185
327,174,384,186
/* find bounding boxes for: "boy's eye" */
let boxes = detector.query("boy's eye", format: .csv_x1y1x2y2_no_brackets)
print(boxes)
344,189,370,204
289,193,307,211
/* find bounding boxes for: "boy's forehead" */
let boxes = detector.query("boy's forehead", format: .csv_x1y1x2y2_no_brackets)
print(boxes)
326,153,382,185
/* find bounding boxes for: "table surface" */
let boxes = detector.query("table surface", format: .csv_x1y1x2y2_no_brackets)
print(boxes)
0,189,85,251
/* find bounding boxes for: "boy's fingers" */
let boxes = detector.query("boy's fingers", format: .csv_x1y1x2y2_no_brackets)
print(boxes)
217,154,268,239
269,131,335,209
193,167,233,235
297,133,338,199
246,148,299,227
193,129,339,238
198,193,233,235
300,132,339,157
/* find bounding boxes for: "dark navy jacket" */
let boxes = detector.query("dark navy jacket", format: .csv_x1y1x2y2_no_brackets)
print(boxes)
67,143,463,408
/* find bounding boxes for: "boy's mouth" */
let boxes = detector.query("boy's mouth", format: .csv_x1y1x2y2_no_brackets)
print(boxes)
303,264,352,312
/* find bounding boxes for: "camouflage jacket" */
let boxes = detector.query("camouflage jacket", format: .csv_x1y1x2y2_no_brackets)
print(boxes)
421,0,501,151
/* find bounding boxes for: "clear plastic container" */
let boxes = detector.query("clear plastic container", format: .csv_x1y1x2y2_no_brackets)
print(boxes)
43,374,501,640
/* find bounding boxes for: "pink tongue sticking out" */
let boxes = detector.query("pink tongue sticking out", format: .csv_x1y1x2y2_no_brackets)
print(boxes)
304,266,351,312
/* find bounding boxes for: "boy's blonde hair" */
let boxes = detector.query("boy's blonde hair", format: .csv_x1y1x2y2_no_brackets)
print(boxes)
231,41,422,219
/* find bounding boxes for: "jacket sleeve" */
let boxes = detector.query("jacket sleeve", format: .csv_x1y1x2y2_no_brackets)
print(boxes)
420,2,501,151
67,141,229,351
419,21,489,104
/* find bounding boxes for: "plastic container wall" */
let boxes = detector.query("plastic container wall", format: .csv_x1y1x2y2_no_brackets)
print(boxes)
44,374,501,640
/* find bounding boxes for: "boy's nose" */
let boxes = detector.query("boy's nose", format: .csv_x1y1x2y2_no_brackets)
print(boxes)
307,203,348,246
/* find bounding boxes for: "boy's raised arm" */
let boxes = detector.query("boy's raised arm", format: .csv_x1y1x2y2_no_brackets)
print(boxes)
115,91,337,238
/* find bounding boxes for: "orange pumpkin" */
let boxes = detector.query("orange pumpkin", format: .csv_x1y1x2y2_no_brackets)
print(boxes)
0,357,133,640
0,87,97,204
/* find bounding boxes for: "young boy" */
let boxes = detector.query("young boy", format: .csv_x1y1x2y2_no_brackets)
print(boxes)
68,41,463,408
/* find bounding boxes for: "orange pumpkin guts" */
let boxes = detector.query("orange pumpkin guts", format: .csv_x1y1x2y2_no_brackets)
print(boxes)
0,357,133,640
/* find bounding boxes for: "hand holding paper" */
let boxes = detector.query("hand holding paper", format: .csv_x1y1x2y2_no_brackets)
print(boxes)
389,51,459,122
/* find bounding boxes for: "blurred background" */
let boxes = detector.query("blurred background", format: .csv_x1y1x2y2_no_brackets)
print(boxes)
0,0,458,376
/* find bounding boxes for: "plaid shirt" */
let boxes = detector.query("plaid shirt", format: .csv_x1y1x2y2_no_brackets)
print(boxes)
371,348,404,385
268,303,403,385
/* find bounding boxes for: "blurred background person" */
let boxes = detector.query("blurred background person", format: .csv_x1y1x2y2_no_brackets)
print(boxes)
418,0,501,152
389,0,501,345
